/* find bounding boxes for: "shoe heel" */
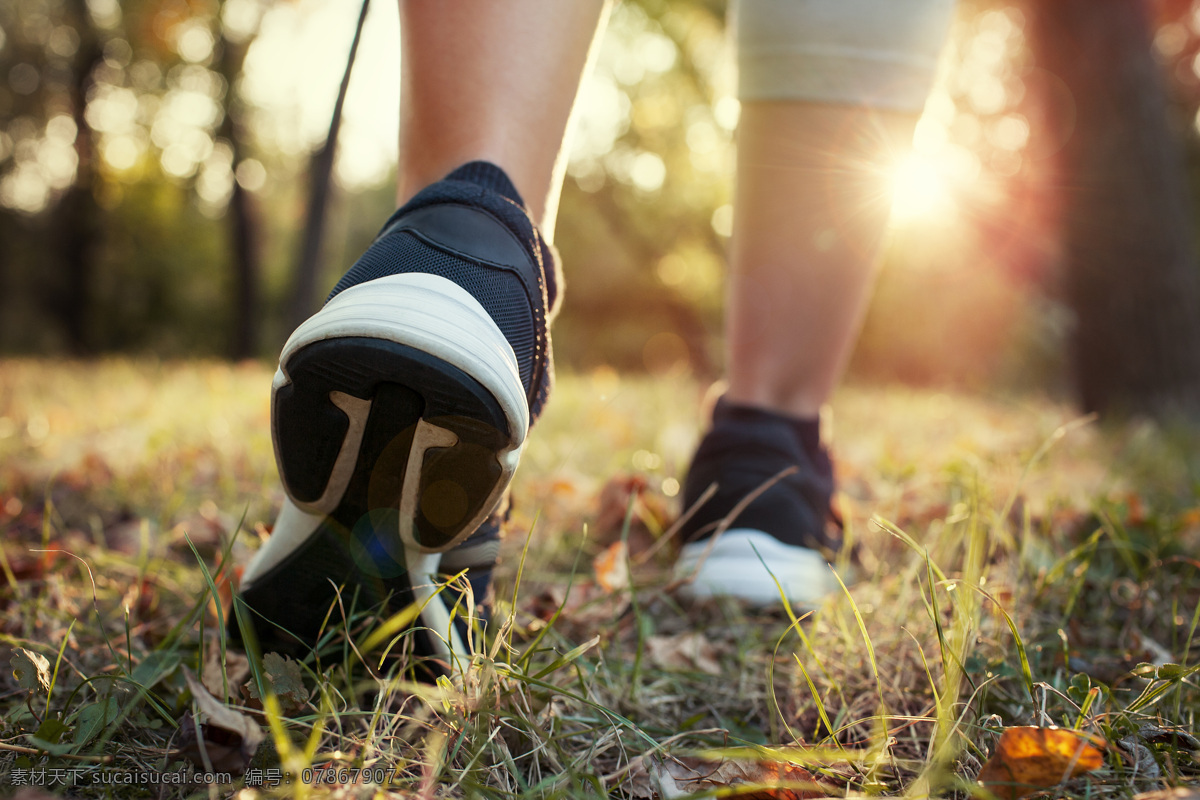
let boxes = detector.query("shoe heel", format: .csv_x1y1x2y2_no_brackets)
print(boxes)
271,273,529,552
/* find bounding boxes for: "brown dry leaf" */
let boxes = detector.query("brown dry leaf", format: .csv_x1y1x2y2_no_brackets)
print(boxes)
595,475,650,544
11,648,51,694
201,636,250,700
645,632,723,675
178,669,264,775
244,652,309,713
594,473,674,557
977,726,1106,800
627,755,831,799
594,540,630,592
526,582,629,628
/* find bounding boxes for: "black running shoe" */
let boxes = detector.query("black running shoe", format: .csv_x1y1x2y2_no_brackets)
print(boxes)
233,162,558,669
672,397,842,607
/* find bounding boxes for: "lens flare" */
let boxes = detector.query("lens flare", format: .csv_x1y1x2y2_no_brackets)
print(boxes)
889,154,954,225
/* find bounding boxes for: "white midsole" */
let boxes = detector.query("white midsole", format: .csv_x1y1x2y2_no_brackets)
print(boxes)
272,272,528,542
241,496,323,586
244,273,528,587
275,273,529,449
673,529,838,608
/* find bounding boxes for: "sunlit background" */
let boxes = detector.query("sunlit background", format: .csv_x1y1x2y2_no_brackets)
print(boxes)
1,0,1198,393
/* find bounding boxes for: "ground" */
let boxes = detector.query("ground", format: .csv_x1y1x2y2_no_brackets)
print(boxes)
0,359,1198,799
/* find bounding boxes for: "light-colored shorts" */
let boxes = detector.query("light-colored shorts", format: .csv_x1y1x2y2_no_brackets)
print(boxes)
733,0,957,112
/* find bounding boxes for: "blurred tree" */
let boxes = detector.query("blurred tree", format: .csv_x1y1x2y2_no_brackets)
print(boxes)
554,0,730,377
0,0,106,351
51,0,104,354
1029,0,1200,417
0,0,274,356
215,0,266,359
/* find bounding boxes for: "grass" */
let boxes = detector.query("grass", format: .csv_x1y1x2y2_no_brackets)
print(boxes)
1,358,1199,798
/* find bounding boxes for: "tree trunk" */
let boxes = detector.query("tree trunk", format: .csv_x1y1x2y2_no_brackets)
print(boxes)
216,9,265,360
287,0,371,334
1029,0,1200,418
226,180,260,359
51,0,104,355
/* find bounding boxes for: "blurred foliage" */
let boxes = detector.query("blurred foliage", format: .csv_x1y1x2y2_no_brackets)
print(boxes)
1,0,1199,389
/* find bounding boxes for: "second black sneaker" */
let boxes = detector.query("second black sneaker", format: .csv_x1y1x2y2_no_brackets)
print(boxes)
672,397,842,607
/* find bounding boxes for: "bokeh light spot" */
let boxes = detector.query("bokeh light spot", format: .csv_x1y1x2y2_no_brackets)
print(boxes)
235,158,266,191
710,204,733,237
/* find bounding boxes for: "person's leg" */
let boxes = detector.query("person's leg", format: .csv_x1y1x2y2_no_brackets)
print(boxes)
726,0,954,417
676,0,955,605
724,105,916,418
235,1,608,665
398,0,609,241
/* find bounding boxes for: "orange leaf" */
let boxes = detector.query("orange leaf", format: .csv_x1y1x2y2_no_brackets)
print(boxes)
594,541,629,592
978,726,1105,800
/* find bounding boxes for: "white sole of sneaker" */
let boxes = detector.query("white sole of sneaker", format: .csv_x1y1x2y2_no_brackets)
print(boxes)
237,273,528,665
673,529,839,608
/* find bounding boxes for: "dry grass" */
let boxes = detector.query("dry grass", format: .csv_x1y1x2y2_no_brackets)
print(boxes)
0,358,1198,798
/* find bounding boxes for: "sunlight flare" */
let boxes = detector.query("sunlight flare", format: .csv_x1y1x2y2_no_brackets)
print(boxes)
889,153,955,225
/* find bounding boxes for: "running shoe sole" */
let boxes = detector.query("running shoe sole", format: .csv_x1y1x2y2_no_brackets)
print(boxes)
236,272,528,664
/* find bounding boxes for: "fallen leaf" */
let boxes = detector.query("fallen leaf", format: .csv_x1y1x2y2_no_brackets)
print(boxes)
1135,725,1200,750
201,636,250,700
179,669,264,775
977,726,1105,800
525,582,629,629
645,633,723,675
134,574,158,614
594,474,675,557
244,652,308,713
594,540,630,592
1117,734,1160,780
596,475,650,544
11,648,51,694
626,754,831,799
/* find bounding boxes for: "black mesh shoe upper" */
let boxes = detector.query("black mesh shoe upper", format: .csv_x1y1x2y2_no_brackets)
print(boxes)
327,161,558,423
678,397,841,553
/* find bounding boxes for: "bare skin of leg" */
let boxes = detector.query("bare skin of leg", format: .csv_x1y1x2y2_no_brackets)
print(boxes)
725,102,919,419
397,0,609,242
